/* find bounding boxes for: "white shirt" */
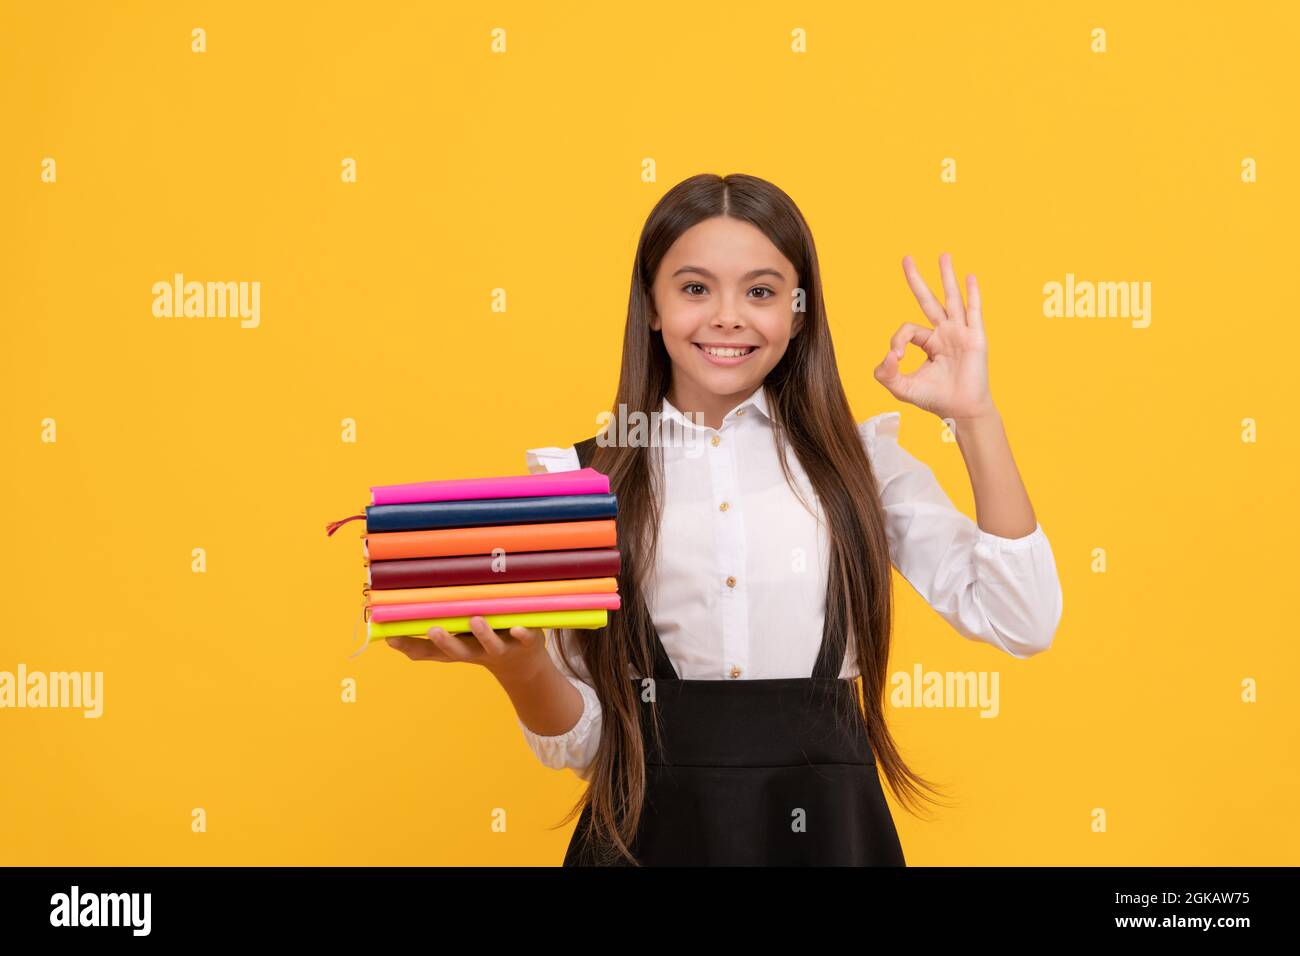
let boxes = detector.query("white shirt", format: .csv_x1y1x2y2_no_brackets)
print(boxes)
517,384,1063,779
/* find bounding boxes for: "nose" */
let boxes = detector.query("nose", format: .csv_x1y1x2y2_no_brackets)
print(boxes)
710,309,746,331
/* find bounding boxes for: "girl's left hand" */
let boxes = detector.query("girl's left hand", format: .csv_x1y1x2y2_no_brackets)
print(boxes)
874,252,997,422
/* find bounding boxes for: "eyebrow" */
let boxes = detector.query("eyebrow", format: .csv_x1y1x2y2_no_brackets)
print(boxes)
671,265,787,282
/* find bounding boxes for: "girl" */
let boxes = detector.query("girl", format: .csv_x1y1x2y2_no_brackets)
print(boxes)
386,173,1063,866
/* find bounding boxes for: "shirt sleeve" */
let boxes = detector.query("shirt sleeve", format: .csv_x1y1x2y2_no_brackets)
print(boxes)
859,412,1064,659
525,444,581,475
515,622,604,781
517,443,602,779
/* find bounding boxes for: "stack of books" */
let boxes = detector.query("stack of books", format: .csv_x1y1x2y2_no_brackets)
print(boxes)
326,468,620,644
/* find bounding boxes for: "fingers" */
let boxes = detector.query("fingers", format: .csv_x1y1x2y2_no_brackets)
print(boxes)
428,625,481,662
875,322,934,402
876,346,900,379
385,636,448,661
965,273,983,334
901,255,947,326
874,348,912,402
467,615,508,659
386,621,544,664
938,252,966,324
510,625,544,648
888,322,936,359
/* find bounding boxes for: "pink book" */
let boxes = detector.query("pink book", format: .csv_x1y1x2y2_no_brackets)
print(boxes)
369,591,622,623
371,467,609,506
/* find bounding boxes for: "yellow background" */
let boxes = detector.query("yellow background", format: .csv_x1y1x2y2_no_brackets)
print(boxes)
2,0,1296,865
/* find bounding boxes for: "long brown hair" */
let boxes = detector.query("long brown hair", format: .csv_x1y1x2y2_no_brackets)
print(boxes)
550,172,951,864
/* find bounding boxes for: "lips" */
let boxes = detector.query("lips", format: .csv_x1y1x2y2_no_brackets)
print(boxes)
692,341,760,366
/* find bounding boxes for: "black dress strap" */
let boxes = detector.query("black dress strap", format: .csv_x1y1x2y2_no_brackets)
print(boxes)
811,605,849,681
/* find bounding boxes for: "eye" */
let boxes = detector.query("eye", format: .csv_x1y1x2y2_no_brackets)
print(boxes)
750,287,775,299
682,282,707,296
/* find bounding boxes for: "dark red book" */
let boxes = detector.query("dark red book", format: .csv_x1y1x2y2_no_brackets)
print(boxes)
368,547,622,590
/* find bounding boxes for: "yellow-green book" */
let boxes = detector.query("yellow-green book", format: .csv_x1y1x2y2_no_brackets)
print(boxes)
368,608,608,641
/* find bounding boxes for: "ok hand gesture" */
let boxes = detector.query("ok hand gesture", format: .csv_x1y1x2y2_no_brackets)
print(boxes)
874,253,997,423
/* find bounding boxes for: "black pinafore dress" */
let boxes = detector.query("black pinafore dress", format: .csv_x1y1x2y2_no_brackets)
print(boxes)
562,436,906,867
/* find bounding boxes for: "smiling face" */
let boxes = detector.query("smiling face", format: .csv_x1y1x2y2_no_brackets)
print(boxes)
648,215,802,423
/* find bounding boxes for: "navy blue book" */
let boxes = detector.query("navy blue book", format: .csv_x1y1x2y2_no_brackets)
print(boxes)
365,493,618,533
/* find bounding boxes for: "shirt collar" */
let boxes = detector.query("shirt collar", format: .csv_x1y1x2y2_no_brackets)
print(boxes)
660,384,772,432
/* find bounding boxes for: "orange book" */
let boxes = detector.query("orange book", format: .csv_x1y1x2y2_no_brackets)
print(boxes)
363,519,616,561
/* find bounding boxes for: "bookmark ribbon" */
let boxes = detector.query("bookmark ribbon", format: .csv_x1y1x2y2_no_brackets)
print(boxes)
326,514,365,536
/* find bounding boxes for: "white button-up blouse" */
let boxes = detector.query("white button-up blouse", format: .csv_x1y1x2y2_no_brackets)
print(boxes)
518,384,1063,779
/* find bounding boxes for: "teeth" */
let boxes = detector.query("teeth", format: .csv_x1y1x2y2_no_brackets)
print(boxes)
700,345,754,357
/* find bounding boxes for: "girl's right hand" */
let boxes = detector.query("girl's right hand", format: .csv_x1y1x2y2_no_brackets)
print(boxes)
385,616,549,681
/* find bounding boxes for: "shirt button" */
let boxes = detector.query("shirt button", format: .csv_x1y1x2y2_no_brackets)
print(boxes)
736,409,745,416
730,664,742,678
719,501,729,512
725,575,737,588
710,435,721,447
